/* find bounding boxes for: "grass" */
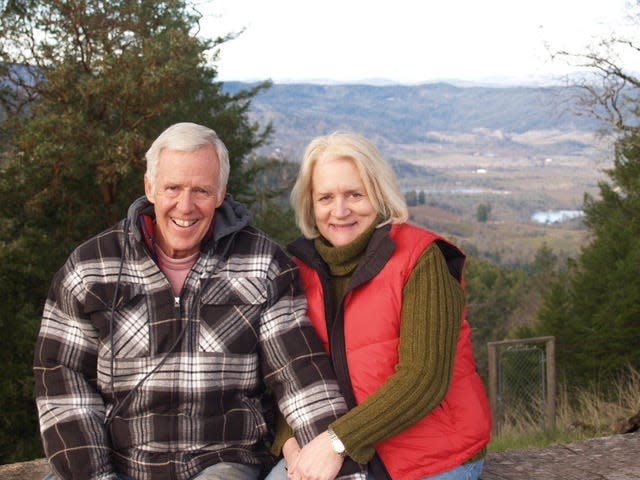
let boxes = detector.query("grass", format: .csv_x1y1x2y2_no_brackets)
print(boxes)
409,201,589,267
488,366,640,452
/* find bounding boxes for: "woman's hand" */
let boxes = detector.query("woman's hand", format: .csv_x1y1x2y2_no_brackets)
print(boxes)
288,431,344,480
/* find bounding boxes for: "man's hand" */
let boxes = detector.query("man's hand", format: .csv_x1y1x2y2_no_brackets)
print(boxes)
283,436,301,477
288,431,344,480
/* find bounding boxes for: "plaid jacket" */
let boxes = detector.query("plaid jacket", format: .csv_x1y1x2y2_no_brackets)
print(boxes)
34,196,360,480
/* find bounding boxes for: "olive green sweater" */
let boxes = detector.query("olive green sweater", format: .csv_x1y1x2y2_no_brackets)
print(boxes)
274,226,485,465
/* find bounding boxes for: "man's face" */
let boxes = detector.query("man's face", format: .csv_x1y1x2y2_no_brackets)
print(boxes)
144,145,225,259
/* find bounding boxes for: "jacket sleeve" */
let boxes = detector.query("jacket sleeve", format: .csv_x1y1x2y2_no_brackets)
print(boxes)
259,251,365,477
33,259,117,480
259,251,346,443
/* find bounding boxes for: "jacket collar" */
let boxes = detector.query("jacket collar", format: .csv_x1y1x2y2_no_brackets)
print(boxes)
288,224,396,289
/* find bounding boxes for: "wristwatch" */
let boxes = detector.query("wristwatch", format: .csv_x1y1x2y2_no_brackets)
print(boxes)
327,427,347,457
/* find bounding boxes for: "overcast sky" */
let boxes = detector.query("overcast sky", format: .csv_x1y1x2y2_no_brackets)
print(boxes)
195,0,637,85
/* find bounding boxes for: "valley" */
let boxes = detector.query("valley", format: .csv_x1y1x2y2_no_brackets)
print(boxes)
395,133,612,265
235,81,616,266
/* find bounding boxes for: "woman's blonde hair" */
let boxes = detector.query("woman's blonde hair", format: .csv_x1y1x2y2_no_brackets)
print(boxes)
290,131,408,239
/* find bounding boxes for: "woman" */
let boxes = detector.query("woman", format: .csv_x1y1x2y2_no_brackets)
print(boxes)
269,132,491,480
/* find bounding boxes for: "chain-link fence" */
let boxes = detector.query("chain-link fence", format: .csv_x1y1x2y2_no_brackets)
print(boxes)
487,336,555,433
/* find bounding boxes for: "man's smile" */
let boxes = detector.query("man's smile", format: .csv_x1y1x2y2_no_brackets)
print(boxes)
172,218,198,227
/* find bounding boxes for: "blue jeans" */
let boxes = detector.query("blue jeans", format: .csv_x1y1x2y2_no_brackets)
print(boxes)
44,462,261,480
191,462,261,479
267,458,483,480
44,474,133,480
264,457,288,480
367,460,485,480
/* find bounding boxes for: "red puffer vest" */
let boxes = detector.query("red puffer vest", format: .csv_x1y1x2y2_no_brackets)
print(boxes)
293,223,491,479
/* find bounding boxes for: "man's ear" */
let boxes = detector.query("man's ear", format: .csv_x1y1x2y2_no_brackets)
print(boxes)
216,189,226,208
144,174,155,203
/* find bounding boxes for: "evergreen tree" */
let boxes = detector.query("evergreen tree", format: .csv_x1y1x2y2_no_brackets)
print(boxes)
536,4,640,388
536,135,640,387
405,189,417,206
0,0,271,461
464,257,529,379
476,202,491,223
241,157,299,247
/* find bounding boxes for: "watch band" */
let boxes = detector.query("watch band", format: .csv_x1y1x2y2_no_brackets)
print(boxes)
327,427,347,457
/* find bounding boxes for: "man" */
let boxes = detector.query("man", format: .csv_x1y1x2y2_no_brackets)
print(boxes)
34,122,362,480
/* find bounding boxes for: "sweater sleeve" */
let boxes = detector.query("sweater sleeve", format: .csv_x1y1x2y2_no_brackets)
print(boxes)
270,407,294,456
330,243,465,464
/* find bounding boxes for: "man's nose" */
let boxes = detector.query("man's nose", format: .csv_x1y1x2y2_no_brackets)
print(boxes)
177,190,195,211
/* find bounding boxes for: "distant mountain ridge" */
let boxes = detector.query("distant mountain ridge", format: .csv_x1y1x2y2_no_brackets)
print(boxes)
224,81,600,161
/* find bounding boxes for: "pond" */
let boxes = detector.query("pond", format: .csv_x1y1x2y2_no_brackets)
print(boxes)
531,210,584,224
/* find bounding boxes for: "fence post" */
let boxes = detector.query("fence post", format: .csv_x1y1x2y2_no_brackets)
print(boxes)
546,336,556,430
487,341,499,433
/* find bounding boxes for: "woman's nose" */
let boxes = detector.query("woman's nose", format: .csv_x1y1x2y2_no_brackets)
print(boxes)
333,198,350,217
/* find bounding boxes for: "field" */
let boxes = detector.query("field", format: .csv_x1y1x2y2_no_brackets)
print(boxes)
393,130,613,266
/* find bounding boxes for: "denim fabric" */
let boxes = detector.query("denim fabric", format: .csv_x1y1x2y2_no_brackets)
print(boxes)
44,474,133,480
190,462,261,480
366,460,484,480
268,457,483,480
44,462,260,480
421,460,484,480
264,457,288,480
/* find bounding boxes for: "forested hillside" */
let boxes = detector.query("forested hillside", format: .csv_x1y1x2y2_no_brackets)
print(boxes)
226,80,608,268
225,81,601,160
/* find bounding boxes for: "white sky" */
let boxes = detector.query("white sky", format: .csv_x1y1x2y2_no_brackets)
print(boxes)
196,0,638,84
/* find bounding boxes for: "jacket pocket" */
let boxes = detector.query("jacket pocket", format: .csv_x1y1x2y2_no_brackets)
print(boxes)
198,277,268,354
85,282,150,358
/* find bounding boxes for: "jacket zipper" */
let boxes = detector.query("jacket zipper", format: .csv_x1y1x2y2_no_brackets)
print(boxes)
174,296,181,317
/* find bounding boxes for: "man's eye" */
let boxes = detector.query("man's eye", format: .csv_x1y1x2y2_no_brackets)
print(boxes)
194,188,213,197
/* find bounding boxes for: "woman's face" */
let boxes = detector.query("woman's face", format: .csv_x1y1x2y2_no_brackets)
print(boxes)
311,156,378,247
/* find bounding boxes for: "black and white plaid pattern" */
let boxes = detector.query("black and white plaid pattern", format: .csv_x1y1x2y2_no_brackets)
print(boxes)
34,200,358,480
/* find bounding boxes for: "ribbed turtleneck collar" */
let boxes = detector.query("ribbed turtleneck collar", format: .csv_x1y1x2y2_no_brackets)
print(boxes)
313,220,379,276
